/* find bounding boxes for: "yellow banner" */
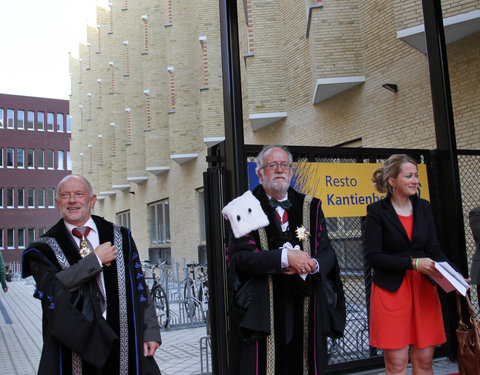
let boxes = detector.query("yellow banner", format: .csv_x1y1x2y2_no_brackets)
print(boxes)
292,162,430,218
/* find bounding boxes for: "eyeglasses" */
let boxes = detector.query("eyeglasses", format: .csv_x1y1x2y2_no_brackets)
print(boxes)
261,162,292,171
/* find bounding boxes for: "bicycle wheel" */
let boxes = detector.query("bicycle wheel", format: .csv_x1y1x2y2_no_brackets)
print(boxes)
198,282,210,334
152,285,170,328
198,282,209,308
184,278,197,318
197,283,209,322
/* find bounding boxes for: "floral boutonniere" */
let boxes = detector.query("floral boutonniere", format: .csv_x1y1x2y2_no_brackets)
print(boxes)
295,226,310,242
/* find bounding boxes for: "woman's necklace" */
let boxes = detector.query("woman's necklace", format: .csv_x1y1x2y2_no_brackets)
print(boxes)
391,198,413,216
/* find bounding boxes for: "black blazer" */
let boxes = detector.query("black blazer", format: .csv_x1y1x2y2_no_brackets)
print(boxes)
363,195,447,292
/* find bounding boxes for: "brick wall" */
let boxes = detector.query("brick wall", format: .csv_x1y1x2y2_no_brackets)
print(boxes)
393,0,480,30
69,0,480,262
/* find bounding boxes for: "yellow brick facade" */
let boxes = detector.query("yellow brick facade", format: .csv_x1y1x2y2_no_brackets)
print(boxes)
69,0,480,262
394,0,480,30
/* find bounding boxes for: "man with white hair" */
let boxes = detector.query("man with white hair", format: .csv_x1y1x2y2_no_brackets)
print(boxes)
226,145,344,375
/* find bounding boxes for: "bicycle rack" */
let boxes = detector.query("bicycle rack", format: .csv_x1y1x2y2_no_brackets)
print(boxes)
143,258,209,329
199,335,212,374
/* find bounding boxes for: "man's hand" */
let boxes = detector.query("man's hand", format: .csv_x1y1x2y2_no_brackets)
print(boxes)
94,241,118,265
144,341,160,357
285,249,314,275
3,287,7,293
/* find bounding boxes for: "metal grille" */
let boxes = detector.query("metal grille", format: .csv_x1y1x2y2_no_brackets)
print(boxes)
326,215,376,365
241,145,480,371
245,146,419,368
244,145,476,371
458,151,480,308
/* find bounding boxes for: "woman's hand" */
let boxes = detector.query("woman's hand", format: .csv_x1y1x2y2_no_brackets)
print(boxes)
416,257,442,278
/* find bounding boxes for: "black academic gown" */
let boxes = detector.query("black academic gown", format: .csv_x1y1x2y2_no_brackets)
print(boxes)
22,215,161,375
227,186,337,375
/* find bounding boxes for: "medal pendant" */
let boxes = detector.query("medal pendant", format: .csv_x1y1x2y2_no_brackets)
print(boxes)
79,240,91,257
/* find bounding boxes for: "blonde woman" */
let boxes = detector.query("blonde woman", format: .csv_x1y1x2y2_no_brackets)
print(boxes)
363,154,449,375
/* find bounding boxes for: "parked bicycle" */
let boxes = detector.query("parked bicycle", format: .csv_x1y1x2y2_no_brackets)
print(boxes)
183,263,208,320
5,265,13,282
197,265,209,312
143,260,170,328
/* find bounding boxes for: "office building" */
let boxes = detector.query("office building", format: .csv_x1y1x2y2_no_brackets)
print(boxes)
0,94,71,264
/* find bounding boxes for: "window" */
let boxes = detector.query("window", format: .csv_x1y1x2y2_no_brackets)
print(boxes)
47,112,54,131
17,188,25,208
47,188,55,207
58,150,64,170
67,151,72,170
0,188,3,208
148,247,172,265
6,148,14,167
17,110,25,129
0,108,4,128
149,200,171,245
27,111,35,130
37,112,44,131
198,245,207,265
28,228,35,244
39,227,46,237
66,115,72,133
198,189,206,243
117,211,131,229
37,188,45,207
56,113,64,132
37,149,45,169
47,150,55,169
7,109,14,128
17,148,25,168
18,228,25,248
0,229,3,249
7,229,14,248
196,189,207,264
27,149,35,168
6,188,14,208
27,188,35,208
0,148,3,167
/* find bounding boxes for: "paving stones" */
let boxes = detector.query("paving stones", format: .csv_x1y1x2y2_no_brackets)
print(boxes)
0,280,457,375
0,280,210,375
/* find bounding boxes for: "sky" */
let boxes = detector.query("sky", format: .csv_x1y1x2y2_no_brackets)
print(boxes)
0,0,95,100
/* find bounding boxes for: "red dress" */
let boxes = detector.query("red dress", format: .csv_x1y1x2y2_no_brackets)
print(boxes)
369,214,446,349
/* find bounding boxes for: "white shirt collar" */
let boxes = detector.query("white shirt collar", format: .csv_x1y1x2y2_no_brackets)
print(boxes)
64,217,98,235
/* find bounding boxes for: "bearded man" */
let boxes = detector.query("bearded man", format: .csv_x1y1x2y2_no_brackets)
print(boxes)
225,145,343,375
22,174,161,375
